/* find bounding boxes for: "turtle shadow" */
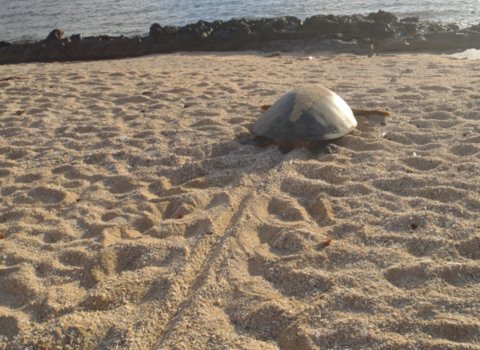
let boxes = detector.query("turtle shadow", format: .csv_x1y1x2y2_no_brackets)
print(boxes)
237,135,341,155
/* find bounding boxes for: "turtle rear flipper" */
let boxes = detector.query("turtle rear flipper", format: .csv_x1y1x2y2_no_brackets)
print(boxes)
237,135,273,147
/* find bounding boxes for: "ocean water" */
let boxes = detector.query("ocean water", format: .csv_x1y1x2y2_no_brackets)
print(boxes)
0,0,479,42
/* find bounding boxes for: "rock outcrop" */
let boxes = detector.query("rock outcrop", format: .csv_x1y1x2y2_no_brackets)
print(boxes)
1,11,479,64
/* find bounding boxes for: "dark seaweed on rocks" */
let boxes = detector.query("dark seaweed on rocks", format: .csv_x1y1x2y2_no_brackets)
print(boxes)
1,10,479,64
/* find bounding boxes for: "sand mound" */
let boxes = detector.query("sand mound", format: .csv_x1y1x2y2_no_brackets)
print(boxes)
0,52,479,349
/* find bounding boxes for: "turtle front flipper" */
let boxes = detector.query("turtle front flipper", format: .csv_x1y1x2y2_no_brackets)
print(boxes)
351,108,390,117
238,135,273,147
308,140,341,155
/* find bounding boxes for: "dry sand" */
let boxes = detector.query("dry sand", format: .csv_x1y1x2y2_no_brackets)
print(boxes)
0,52,479,350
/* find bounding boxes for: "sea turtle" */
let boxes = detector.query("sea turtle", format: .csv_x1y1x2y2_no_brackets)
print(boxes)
238,84,390,154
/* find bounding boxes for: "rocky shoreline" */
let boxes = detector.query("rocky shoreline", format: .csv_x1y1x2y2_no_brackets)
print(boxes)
2,10,480,64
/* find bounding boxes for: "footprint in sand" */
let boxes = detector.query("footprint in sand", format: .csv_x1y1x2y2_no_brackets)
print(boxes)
6,149,29,160
384,263,429,289
16,172,43,183
27,186,70,204
419,85,451,92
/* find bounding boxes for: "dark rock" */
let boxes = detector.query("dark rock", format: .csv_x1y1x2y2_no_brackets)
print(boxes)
339,18,372,41
368,10,399,25
272,18,287,31
447,23,460,31
149,23,163,36
258,21,277,39
430,32,469,49
409,32,469,50
303,38,359,54
302,15,345,36
210,20,225,32
70,34,82,42
163,26,180,36
0,11,477,65
409,35,427,49
369,23,396,39
401,17,420,23
335,38,373,55
177,25,205,44
467,24,480,32
46,29,64,41
351,18,375,36
247,16,300,41
236,25,251,38
428,23,446,33
401,23,418,36
272,16,302,32
0,41,12,49
467,31,480,48
377,38,410,52
322,33,344,40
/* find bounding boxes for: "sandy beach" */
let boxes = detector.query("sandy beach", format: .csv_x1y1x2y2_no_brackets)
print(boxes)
0,52,479,349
